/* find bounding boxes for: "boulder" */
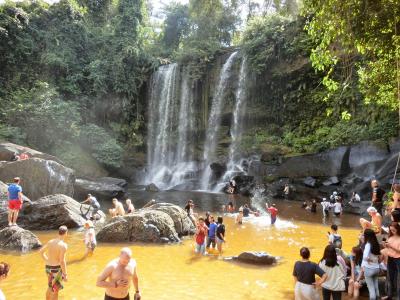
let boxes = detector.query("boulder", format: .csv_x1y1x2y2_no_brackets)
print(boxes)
229,251,277,265
273,146,350,178
145,183,159,192
232,175,255,196
0,194,93,230
0,142,62,164
146,202,195,235
74,177,125,201
322,176,340,186
0,226,41,252
303,177,317,188
0,158,75,200
96,203,193,243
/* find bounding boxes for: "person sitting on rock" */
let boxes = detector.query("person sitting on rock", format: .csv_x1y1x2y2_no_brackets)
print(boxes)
109,198,125,218
184,199,196,225
360,206,382,234
19,152,29,160
126,199,135,214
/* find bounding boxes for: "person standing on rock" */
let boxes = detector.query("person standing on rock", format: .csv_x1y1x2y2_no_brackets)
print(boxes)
0,262,10,300
7,177,23,227
371,180,385,215
39,225,68,300
96,247,141,300
284,184,290,200
81,194,101,220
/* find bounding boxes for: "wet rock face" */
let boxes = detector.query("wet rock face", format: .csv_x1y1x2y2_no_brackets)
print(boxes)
96,203,195,243
0,158,75,200
145,183,159,192
232,175,255,196
0,226,42,252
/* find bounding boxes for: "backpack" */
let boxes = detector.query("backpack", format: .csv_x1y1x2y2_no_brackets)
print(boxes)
333,234,342,249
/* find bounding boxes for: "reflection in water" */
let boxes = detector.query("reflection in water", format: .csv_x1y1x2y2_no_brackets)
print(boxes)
1,191,361,300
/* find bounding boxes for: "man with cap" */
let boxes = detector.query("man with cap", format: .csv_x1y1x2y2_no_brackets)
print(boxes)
360,206,382,234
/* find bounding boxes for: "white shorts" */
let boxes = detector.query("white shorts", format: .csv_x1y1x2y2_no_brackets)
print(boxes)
295,282,320,300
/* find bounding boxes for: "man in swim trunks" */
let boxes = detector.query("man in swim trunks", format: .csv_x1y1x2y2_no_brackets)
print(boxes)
39,225,68,300
109,198,125,218
360,206,382,234
7,177,23,226
97,247,141,300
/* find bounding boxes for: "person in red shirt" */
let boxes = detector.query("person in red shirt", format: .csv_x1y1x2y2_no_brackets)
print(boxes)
266,203,278,225
194,217,208,255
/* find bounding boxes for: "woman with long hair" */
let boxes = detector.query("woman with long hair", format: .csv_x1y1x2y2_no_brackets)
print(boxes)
348,246,364,299
362,229,381,300
318,245,346,300
381,222,400,299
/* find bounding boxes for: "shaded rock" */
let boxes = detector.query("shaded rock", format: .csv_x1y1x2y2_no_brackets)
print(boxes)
303,177,316,188
322,176,340,186
0,158,75,200
210,162,227,180
96,203,192,243
0,226,41,252
74,177,125,201
232,175,255,196
145,183,159,192
349,141,389,169
0,142,62,164
273,146,350,178
229,251,277,265
0,194,92,230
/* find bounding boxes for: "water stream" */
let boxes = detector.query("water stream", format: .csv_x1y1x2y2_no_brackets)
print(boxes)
200,52,238,190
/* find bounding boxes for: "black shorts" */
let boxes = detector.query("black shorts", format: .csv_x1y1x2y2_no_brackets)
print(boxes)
334,212,341,217
104,293,129,300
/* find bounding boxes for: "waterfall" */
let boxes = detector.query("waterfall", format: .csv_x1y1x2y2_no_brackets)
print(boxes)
224,57,248,181
146,64,198,189
200,51,238,190
146,64,179,189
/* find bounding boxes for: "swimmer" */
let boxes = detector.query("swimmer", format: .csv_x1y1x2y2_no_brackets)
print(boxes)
39,225,68,300
227,201,235,213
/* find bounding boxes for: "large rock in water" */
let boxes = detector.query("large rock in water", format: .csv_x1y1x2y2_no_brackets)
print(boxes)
0,194,88,230
0,142,62,164
74,177,126,201
232,175,255,196
145,183,159,192
235,251,277,265
0,226,41,252
96,203,195,243
0,158,75,200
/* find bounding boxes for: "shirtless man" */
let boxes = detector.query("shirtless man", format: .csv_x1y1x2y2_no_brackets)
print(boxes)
97,247,141,300
109,198,125,218
360,206,382,234
39,225,68,300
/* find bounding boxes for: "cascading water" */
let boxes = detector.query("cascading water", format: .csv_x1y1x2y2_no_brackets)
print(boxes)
146,64,198,189
224,57,248,181
200,51,238,190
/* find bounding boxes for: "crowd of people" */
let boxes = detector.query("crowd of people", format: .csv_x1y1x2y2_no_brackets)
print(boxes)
3,170,400,300
293,179,400,300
